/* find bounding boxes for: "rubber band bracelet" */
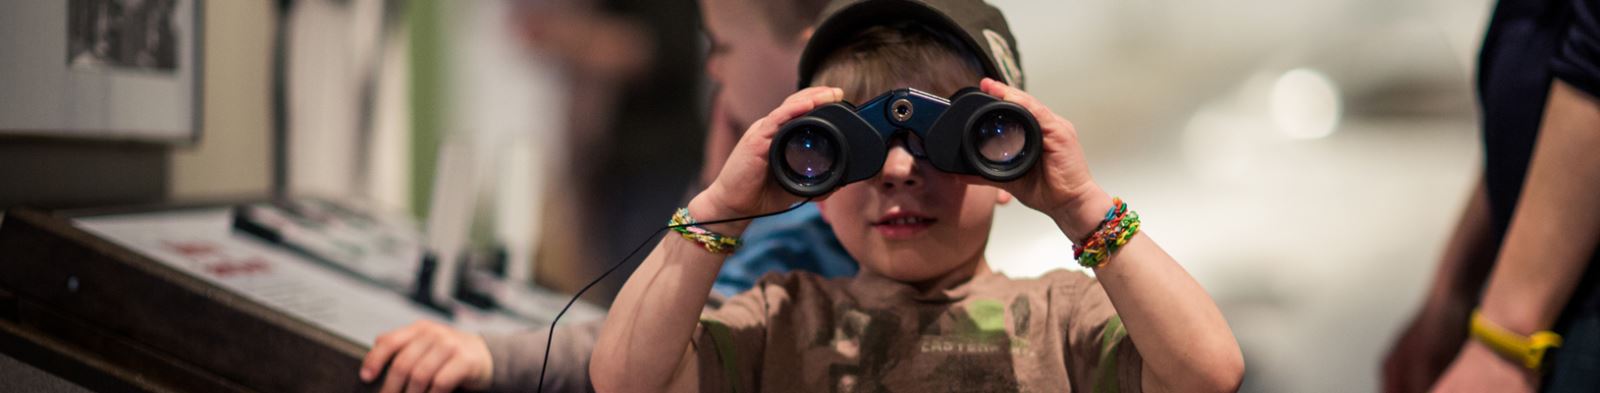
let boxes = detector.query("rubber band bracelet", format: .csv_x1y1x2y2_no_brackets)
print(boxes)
1073,197,1140,269
669,208,741,254
1470,310,1562,370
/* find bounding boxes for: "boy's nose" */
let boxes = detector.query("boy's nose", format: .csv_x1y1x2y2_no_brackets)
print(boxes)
877,146,922,190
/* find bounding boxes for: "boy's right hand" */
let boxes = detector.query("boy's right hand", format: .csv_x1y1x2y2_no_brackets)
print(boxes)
360,320,493,393
690,86,845,232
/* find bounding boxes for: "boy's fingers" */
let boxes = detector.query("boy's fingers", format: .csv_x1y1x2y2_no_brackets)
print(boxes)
427,360,473,393
744,100,808,139
763,102,810,130
362,326,421,382
774,87,834,111
981,78,1058,120
730,86,847,171
787,86,844,105
381,340,435,393
765,87,844,131
982,78,1075,137
406,347,455,393
981,78,1022,101
978,78,1010,100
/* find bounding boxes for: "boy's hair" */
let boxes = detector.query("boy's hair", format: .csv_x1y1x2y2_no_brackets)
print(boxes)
811,22,985,103
751,0,832,43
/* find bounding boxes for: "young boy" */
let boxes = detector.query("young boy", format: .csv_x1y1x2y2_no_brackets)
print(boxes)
591,0,1245,391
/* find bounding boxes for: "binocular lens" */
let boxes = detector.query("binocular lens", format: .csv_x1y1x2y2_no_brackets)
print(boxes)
973,111,1029,166
783,127,838,183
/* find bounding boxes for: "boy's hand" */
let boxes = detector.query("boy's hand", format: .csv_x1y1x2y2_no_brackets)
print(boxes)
691,86,845,233
360,320,493,393
967,78,1111,240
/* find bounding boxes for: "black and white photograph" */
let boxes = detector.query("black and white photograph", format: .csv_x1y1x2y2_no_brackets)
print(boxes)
67,0,181,72
0,0,198,141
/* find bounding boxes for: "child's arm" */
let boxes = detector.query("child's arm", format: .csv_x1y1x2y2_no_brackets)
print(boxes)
590,87,845,392
973,79,1245,392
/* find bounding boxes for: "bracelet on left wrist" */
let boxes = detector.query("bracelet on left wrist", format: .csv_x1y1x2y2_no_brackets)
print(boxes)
669,207,742,254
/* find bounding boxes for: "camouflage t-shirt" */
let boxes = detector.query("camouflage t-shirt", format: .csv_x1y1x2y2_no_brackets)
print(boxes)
695,269,1142,392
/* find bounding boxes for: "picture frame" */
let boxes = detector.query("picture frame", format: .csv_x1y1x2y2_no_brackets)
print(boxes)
0,0,203,144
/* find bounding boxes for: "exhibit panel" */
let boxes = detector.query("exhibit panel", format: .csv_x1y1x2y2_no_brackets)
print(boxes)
0,202,582,391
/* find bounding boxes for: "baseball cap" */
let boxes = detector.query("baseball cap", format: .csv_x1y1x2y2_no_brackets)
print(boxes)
796,0,1025,90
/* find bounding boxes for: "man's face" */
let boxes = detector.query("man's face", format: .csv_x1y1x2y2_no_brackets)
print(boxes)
699,0,805,129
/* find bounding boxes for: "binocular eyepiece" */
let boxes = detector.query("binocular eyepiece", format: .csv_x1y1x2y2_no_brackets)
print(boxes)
769,88,1043,197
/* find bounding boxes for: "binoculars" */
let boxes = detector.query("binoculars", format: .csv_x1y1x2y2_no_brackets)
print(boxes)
769,87,1042,197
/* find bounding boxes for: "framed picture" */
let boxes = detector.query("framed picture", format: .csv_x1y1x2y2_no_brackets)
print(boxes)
0,0,202,144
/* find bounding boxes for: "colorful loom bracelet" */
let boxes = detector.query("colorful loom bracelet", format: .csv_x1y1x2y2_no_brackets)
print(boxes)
1073,197,1141,269
669,208,741,254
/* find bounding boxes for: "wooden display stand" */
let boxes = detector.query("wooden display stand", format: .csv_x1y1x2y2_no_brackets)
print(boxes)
0,208,379,392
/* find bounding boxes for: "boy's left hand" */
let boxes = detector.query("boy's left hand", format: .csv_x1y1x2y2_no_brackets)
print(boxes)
968,78,1111,240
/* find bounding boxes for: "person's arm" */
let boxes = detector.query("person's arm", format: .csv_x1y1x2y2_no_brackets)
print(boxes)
1478,79,1600,354
587,202,734,392
975,79,1244,392
1381,179,1497,393
479,323,601,392
1432,81,1600,391
1055,191,1244,393
590,87,843,392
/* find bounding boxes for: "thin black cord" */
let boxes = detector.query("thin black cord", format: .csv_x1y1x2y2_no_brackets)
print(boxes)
536,198,813,393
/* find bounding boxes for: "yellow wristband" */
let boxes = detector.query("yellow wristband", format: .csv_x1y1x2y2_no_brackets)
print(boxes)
1470,310,1562,370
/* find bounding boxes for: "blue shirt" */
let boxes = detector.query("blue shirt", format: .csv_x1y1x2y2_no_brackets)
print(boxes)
712,204,857,297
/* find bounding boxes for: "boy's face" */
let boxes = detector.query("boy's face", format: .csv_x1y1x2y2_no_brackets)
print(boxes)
819,126,1011,285
699,0,806,128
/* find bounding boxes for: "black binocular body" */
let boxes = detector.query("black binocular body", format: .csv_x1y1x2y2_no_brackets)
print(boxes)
768,88,1043,197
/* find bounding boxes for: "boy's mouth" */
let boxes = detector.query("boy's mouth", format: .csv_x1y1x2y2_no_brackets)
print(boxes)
870,210,938,240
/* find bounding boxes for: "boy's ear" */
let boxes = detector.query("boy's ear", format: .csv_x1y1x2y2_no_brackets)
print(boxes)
996,190,1013,205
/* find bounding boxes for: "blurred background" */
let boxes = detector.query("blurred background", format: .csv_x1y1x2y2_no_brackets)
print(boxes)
983,0,1488,391
0,0,1492,391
